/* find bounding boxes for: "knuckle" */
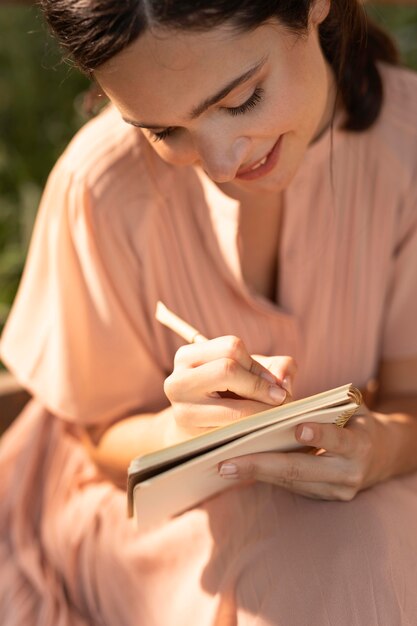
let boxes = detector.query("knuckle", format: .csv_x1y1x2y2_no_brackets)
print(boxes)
249,358,261,376
251,372,268,396
344,467,365,489
224,336,245,360
173,344,192,366
278,355,297,375
285,356,298,373
163,373,175,398
221,357,239,379
163,371,185,401
240,461,257,480
284,463,301,482
279,476,295,490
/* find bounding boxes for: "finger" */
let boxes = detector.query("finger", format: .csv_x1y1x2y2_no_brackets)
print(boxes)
267,480,358,502
174,336,278,384
218,451,346,485
166,358,287,406
218,451,358,501
252,355,297,396
295,422,357,458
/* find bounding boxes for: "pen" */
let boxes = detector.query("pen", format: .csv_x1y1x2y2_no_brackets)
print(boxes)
155,301,292,400
155,301,208,343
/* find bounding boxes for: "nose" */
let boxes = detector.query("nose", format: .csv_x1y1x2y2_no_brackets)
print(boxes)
195,133,251,183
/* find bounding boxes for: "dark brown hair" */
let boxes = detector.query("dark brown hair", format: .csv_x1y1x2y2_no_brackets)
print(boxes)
39,0,400,131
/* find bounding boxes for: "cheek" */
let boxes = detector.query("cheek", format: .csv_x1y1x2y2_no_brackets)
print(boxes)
141,132,190,166
258,76,317,138
260,86,314,137
276,83,325,142
266,42,327,134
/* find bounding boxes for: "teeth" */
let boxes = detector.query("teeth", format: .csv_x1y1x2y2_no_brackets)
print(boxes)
251,155,268,171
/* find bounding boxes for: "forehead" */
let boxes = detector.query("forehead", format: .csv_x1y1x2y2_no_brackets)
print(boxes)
95,22,282,122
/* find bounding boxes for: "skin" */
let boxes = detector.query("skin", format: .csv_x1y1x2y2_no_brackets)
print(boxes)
85,1,417,500
96,2,336,196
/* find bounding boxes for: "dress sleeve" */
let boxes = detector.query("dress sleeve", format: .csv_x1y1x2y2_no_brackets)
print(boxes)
0,157,166,425
381,181,417,361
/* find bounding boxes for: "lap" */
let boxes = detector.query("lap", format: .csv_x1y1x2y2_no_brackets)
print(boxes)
2,400,417,625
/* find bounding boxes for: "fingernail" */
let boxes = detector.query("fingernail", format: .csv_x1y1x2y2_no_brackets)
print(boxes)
219,463,238,478
260,371,276,384
269,385,286,403
300,426,314,442
282,376,292,394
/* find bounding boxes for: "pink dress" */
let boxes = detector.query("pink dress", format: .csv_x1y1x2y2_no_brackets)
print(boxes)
1,63,417,625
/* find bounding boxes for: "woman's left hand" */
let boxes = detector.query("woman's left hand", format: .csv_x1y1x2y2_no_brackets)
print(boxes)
218,405,391,501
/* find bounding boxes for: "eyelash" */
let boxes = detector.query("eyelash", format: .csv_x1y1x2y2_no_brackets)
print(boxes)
149,86,265,143
150,127,175,143
227,86,264,117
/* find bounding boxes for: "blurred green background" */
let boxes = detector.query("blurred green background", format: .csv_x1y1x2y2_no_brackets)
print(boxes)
0,3,417,345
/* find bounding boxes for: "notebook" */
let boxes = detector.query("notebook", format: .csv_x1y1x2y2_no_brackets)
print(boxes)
128,383,362,529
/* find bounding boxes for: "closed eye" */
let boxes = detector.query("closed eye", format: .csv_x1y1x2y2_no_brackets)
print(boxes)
225,86,264,117
149,127,176,143
149,86,265,142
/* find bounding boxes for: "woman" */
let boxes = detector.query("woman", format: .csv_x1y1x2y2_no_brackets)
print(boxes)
1,1,417,624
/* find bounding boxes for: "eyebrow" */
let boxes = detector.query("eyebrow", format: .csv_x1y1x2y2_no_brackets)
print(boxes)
122,55,267,131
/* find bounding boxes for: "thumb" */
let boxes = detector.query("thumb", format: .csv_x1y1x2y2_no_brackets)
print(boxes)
252,355,297,398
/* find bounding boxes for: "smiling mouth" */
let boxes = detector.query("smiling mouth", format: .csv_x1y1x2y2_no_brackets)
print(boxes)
239,152,270,175
249,155,268,170
236,135,283,181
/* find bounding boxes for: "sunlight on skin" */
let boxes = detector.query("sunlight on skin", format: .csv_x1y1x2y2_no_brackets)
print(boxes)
86,4,417,498
95,3,337,199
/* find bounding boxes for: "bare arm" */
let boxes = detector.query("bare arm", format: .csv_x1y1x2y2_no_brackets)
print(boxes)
80,407,175,487
81,337,295,486
79,340,294,488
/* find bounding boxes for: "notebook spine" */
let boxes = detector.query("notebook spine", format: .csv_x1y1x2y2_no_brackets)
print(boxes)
348,386,363,405
334,406,359,428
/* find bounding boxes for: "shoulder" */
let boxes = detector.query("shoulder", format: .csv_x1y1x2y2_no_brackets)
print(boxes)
45,105,178,240
55,104,175,211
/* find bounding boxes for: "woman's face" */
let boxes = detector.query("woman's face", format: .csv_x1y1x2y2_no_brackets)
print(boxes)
95,2,335,195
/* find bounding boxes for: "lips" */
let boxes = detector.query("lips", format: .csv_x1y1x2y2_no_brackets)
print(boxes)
238,151,271,176
236,135,282,181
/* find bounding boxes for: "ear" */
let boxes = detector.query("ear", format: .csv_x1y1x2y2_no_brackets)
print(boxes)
310,0,331,26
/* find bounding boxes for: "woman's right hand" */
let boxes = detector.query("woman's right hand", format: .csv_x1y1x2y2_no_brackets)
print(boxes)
163,335,297,443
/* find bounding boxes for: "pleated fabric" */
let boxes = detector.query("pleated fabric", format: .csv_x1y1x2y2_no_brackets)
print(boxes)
1,62,417,625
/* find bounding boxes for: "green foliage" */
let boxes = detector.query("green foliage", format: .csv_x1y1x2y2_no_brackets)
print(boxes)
0,6,89,334
0,4,416,348
366,4,417,68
